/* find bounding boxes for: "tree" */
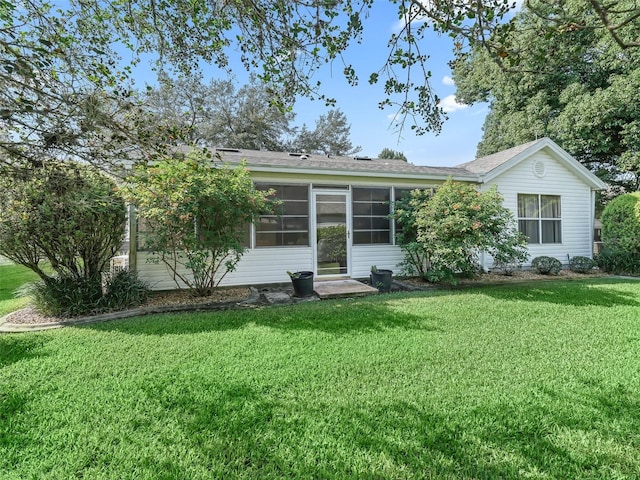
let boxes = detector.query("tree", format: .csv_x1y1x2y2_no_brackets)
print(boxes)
144,75,294,151
378,148,407,161
601,192,640,253
393,188,433,278
452,0,640,191
3,0,639,175
289,109,360,156
125,151,274,296
414,179,528,283
0,162,127,313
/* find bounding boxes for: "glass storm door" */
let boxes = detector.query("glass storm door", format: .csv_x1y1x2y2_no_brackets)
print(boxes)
314,192,349,276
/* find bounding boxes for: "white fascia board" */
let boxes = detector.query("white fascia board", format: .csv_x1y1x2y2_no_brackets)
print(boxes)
244,164,479,183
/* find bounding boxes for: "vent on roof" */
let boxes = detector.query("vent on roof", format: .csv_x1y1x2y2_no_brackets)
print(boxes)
288,152,308,157
353,156,371,161
216,147,241,153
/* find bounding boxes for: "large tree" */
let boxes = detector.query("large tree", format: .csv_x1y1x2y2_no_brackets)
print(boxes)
289,109,361,156
452,0,640,191
2,0,639,175
144,75,294,151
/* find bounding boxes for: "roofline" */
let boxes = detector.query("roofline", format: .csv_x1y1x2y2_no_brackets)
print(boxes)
238,163,480,182
480,138,608,190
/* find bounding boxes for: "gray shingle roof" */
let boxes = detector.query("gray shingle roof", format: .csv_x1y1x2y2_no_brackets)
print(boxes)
212,148,475,179
456,139,543,174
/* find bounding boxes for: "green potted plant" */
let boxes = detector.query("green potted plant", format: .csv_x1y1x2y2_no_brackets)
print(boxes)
370,265,393,293
287,271,315,297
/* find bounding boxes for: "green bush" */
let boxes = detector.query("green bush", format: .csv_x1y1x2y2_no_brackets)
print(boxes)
595,250,640,275
601,192,640,253
531,256,562,275
102,270,149,311
569,256,596,273
29,277,104,317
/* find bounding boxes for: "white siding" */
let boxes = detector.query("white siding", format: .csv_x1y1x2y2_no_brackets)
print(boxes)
137,247,313,290
351,245,404,278
481,151,594,270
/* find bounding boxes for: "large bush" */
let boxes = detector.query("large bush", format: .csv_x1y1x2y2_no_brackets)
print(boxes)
601,192,640,253
126,151,274,296
0,162,127,314
393,188,433,279
412,179,528,284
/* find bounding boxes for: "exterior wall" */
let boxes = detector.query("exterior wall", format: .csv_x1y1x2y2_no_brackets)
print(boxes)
480,150,595,270
351,245,404,279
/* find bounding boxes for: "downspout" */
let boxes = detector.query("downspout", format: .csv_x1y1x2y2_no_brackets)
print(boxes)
590,189,596,258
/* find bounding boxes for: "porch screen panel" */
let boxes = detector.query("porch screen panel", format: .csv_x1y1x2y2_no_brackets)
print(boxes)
255,184,309,247
352,187,391,244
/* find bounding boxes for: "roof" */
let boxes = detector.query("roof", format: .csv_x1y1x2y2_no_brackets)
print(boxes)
211,148,476,181
456,137,607,190
457,139,541,174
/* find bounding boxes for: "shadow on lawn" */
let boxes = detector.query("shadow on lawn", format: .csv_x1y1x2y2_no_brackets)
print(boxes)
85,297,442,337
0,335,49,369
473,278,640,308
129,375,640,478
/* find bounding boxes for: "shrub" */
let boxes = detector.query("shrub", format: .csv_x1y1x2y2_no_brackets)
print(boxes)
125,152,274,296
0,161,127,315
569,256,596,273
102,270,149,310
531,256,562,275
413,179,528,284
595,250,640,275
601,192,640,253
29,277,104,317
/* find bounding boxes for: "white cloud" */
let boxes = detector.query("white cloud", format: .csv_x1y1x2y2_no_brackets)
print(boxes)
440,94,468,113
442,75,455,86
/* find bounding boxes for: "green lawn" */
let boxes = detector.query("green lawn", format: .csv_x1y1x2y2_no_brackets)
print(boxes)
0,263,39,316
2,278,640,478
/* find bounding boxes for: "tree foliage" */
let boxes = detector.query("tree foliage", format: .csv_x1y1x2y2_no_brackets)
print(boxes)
289,109,361,156
125,151,274,296
414,179,528,283
453,0,640,191
3,0,639,175
144,75,294,151
0,161,127,312
378,148,407,161
393,188,433,278
600,192,640,253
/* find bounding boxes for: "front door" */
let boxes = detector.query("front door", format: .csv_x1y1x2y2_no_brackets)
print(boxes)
313,191,350,277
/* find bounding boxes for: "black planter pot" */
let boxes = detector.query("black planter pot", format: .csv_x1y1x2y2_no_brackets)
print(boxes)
370,269,393,292
290,271,315,297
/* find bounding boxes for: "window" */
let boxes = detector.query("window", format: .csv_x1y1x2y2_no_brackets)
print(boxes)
517,194,561,244
255,184,309,247
352,187,390,244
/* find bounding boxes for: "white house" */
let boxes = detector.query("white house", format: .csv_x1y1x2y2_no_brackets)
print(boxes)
128,138,607,290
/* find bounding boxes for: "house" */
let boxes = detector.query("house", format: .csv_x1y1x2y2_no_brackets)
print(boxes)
128,138,607,290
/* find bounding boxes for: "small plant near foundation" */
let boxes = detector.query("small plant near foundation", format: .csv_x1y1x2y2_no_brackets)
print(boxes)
531,256,562,275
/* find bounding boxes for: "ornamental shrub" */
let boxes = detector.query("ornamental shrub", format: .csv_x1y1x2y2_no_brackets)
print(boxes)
531,256,562,275
0,162,126,315
413,179,528,284
125,151,274,296
568,256,596,273
601,192,640,253
595,250,640,275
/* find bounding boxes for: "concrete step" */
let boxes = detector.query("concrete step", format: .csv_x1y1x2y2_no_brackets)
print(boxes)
313,279,379,299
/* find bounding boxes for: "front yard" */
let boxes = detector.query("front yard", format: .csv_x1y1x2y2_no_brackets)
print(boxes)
1,269,640,478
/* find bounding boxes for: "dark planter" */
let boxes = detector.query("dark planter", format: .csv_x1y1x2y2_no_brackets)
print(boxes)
370,269,393,292
290,271,315,297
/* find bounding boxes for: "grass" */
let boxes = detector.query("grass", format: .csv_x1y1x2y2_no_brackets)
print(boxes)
1,278,640,478
0,263,39,316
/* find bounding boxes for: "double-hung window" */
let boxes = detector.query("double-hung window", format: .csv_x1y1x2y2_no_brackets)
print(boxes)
517,194,562,244
255,184,309,247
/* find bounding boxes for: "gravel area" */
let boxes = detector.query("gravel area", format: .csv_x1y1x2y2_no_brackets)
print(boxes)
3,287,251,325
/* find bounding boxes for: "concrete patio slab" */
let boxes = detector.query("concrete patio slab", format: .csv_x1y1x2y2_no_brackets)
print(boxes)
313,279,378,299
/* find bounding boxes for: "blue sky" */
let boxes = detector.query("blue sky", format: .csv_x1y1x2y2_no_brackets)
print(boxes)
132,2,490,167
